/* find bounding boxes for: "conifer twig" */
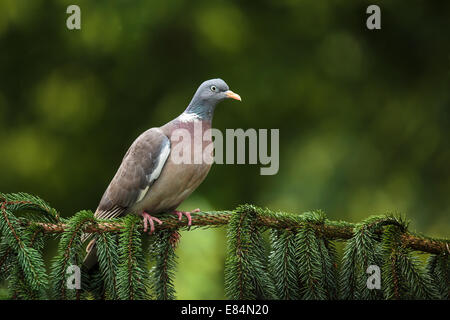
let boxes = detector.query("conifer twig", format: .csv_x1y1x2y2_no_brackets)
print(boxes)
25,211,449,255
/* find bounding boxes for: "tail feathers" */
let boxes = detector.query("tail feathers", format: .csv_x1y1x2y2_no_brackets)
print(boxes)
81,232,91,243
81,209,100,271
83,238,98,270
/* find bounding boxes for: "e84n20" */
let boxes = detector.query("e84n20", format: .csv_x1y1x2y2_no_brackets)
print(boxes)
225,304,269,315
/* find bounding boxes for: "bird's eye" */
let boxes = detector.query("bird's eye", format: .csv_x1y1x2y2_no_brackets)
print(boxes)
210,85,217,92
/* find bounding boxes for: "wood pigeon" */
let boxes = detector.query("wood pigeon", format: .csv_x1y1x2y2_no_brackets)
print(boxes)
83,79,241,268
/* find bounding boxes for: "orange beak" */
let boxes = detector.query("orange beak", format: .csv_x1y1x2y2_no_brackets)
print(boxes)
225,90,242,101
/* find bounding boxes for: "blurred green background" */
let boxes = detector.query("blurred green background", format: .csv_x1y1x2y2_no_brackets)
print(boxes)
0,0,449,299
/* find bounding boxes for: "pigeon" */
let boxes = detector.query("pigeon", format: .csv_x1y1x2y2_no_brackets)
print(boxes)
83,78,241,268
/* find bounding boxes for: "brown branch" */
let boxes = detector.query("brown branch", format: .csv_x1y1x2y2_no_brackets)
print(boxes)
399,233,448,255
24,211,449,256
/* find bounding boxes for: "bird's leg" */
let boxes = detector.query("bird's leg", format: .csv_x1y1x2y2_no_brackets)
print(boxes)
172,208,200,226
141,211,162,234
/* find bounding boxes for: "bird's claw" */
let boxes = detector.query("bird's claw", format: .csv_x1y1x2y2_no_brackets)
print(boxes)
142,211,162,234
173,208,200,226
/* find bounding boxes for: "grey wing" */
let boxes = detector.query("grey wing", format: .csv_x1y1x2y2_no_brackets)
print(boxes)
95,128,171,220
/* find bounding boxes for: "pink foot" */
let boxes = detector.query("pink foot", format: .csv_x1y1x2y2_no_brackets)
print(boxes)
172,208,200,226
141,211,162,234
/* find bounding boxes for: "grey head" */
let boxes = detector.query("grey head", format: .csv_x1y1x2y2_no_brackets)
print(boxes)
184,78,241,120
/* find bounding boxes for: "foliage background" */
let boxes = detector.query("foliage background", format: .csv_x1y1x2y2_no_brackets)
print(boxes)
0,0,448,299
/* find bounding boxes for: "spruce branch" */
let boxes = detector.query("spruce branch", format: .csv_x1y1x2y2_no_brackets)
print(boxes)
339,219,384,300
19,209,448,256
426,254,449,299
295,212,328,300
0,241,13,280
96,232,119,299
49,210,95,299
1,193,449,301
224,205,257,299
381,225,440,299
268,230,301,299
149,230,179,300
317,238,339,300
247,220,276,299
0,200,48,293
224,205,275,299
117,215,149,300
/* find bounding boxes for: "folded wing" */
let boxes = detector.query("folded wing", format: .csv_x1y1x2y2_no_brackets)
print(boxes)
95,128,171,220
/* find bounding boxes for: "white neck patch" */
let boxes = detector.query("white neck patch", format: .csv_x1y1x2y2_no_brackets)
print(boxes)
178,112,201,123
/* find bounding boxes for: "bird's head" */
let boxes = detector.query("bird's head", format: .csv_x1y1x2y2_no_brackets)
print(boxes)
186,79,241,119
